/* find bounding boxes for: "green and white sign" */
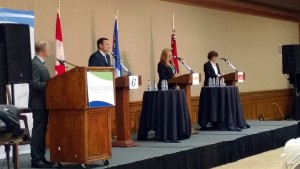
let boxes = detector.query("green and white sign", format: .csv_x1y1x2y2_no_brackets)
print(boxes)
87,71,115,108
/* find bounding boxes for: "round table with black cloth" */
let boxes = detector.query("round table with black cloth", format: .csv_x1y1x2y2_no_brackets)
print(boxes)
198,86,250,131
137,89,191,142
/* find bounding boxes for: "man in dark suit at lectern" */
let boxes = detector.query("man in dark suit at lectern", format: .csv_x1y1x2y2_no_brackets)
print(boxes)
29,41,53,168
88,37,111,66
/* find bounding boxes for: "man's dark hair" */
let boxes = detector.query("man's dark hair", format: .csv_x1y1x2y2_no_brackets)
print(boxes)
207,51,218,60
97,37,109,49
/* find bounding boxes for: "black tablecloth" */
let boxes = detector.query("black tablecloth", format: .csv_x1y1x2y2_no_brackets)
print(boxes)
137,89,191,142
198,86,249,131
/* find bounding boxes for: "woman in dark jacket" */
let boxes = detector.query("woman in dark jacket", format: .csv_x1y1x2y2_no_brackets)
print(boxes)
203,50,221,86
157,48,177,90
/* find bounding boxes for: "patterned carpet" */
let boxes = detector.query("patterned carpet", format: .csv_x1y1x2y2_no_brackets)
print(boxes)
214,147,284,169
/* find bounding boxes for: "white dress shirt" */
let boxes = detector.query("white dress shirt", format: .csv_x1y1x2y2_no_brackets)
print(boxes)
99,50,108,64
210,61,219,76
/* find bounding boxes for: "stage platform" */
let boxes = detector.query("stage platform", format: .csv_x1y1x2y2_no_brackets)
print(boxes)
1,120,299,169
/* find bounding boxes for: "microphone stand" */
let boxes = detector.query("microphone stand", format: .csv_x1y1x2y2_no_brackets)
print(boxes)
64,60,77,67
112,54,132,75
56,59,77,69
178,58,194,73
222,59,239,72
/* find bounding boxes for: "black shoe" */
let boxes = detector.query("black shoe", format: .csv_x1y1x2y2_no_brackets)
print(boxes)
31,160,53,168
42,159,55,165
211,122,220,129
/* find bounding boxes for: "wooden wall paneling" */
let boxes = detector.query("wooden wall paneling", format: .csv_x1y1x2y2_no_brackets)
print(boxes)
240,89,293,120
191,97,200,123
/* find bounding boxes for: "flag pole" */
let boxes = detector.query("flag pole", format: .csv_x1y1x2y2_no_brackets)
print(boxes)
172,13,175,33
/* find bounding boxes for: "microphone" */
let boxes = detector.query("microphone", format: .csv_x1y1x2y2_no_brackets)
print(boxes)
177,57,183,61
111,52,132,75
220,57,239,72
56,58,65,64
176,56,194,73
56,58,68,69
56,59,77,68
111,52,119,60
219,57,228,61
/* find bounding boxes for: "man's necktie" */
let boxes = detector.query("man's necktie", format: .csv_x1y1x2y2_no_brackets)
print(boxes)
104,55,108,65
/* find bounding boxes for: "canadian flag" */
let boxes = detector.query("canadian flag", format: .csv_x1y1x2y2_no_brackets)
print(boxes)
55,10,66,76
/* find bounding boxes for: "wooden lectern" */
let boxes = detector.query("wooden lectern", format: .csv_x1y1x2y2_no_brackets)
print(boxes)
168,74,194,115
168,73,200,134
46,67,114,165
222,72,245,86
113,75,141,147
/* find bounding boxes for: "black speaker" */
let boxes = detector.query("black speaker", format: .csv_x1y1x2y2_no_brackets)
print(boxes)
282,45,300,74
0,45,6,104
0,23,32,84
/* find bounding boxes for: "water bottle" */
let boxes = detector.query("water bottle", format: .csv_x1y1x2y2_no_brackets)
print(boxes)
216,77,219,87
220,77,225,87
148,80,152,91
212,78,216,87
161,80,165,91
208,77,212,87
165,80,168,90
153,80,158,91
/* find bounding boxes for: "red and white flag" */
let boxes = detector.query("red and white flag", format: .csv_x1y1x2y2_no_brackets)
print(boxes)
55,3,66,76
171,14,179,73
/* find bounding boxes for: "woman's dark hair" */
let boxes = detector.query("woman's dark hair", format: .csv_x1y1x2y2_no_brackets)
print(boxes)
207,51,218,60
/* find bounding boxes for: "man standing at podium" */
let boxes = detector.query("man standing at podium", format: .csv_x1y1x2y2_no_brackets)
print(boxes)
88,37,111,66
203,50,221,86
29,41,53,168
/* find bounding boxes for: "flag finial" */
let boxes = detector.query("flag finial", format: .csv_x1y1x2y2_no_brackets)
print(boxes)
172,13,175,32
115,9,119,29
115,9,118,19
57,0,61,16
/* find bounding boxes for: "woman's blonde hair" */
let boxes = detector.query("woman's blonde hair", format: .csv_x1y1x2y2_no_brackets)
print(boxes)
160,48,174,66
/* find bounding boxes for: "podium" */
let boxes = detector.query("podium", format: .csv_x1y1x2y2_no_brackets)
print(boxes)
113,75,141,147
168,73,200,134
222,72,245,86
168,74,194,115
46,67,115,165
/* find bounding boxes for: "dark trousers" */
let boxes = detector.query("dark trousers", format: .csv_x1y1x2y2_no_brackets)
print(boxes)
31,109,49,163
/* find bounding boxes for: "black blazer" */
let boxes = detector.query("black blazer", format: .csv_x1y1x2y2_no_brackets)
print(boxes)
203,61,220,86
88,50,111,66
28,56,50,110
157,62,176,90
